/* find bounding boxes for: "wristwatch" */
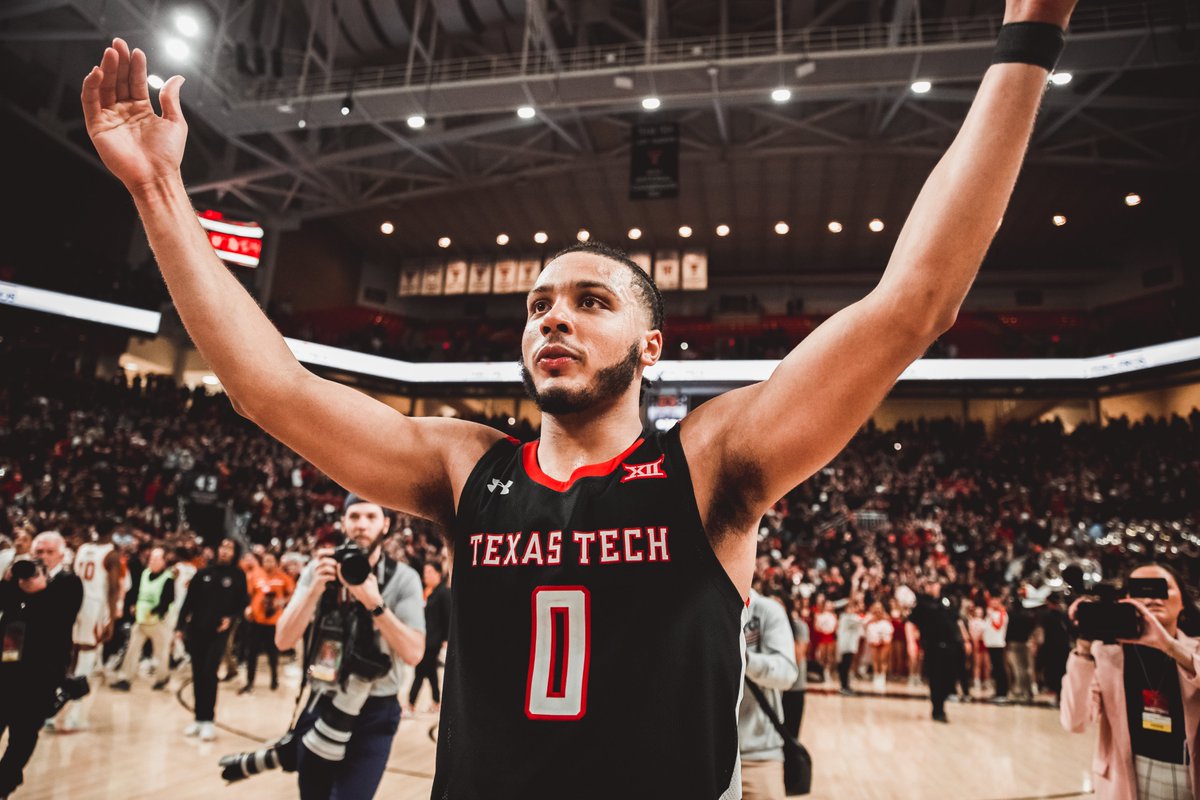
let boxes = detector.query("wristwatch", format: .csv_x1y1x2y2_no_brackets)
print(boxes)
370,604,386,618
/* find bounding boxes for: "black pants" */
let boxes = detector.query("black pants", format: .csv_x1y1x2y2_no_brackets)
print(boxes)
187,629,229,722
1042,647,1069,699
0,686,54,796
926,644,958,718
245,622,279,687
408,652,441,706
987,646,1009,698
294,695,401,800
781,690,806,741
837,652,854,691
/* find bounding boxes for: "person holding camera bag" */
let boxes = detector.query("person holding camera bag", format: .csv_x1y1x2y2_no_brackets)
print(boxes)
0,551,83,798
272,494,424,800
1061,563,1200,800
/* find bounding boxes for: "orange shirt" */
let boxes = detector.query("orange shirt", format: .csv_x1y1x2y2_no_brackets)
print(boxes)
247,568,295,625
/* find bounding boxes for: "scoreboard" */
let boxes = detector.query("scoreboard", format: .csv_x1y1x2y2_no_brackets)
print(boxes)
197,209,263,268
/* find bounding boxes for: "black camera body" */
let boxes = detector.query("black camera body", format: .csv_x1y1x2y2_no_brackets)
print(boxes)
1072,578,1168,644
10,557,44,582
331,541,371,586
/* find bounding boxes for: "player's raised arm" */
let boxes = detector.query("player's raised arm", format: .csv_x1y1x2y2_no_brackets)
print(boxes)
81,39,501,524
687,0,1078,509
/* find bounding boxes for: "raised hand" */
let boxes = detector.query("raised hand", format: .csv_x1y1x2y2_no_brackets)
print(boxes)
81,38,187,192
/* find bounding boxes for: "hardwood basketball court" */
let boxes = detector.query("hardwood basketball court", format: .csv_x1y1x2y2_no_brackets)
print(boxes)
11,671,1098,800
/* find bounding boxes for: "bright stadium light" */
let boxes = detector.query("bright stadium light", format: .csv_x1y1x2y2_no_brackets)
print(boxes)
627,227,642,240
910,80,932,94
577,229,590,242
715,224,730,237
1049,71,1073,86
496,233,510,245
641,96,661,111
827,221,843,233
163,36,190,62
517,106,536,119
147,74,165,90
407,114,426,129
534,231,549,244
771,87,792,103
774,221,789,235
438,236,451,248
678,225,693,238
174,11,201,37
1052,214,1068,227
380,221,394,235
868,218,885,232
1124,193,1142,207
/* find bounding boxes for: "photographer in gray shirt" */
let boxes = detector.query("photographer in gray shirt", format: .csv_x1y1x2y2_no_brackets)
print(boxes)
739,590,801,800
273,494,425,800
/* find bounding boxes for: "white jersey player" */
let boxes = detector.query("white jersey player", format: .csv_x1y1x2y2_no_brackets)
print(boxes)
63,537,124,731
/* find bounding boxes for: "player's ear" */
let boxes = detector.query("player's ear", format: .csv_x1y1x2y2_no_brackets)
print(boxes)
641,330,663,366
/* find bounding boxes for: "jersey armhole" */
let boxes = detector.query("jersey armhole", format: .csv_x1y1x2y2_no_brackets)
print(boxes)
451,435,522,523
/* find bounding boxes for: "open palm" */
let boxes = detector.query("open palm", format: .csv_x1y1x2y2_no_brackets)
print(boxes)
81,38,188,191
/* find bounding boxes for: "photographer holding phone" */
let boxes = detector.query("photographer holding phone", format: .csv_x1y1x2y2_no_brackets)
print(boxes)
1061,564,1200,800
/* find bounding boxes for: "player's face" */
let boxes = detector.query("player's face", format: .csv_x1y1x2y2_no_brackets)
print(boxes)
520,254,659,416
342,503,389,550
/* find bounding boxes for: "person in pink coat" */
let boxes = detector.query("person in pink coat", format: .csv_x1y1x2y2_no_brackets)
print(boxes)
1061,563,1200,800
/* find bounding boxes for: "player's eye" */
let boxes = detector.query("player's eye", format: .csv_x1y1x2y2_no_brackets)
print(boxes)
581,296,603,309
530,299,549,314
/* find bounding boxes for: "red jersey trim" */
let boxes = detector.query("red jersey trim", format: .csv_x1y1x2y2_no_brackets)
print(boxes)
522,437,645,492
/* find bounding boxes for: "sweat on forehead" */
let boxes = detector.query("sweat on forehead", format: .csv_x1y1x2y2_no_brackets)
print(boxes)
544,242,664,331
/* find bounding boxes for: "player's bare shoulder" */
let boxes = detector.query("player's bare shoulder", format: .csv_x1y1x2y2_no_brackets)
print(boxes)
410,415,511,517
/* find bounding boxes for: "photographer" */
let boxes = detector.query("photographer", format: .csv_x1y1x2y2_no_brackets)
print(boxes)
0,552,83,797
273,494,424,800
1061,564,1200,800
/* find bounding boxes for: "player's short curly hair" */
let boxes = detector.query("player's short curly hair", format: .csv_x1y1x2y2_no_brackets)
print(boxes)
551,241,665,333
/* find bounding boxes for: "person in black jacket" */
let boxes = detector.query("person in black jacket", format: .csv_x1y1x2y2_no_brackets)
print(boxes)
408,561,451,713
0,554,83,798
174,539,248,741
908,581,967,723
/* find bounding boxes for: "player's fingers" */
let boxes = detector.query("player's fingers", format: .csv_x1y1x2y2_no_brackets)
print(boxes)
98,47,119,107
159,75,186,123
113,38,132,102
130,47,150,102
81,67,103,126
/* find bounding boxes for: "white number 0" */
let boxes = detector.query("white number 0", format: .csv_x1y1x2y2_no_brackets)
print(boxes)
524,586,591,720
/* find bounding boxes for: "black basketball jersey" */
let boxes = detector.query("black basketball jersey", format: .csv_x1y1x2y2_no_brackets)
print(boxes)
432,425,747,800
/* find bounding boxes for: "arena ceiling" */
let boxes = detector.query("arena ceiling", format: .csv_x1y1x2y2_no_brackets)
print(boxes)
2,0,1198,280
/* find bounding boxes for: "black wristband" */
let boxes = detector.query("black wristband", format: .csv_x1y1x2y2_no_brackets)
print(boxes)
992,21,1066,72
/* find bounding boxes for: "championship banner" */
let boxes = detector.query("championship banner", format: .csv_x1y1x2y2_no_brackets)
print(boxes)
421,263,444,295
654,250,680,290
493,260,519,294
516,259,541,292
629,251,652,274
630,123,679,200
467,261,493,295
681,249,708,291
443,260,468,295
398,265,422,297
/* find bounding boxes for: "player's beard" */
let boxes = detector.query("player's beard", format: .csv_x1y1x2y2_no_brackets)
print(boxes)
521,342,641,416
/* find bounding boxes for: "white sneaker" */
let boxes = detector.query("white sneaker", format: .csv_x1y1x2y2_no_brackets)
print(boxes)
183,721,201,737
199,722,216,742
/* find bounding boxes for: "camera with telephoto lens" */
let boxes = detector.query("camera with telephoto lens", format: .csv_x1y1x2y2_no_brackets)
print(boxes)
1072,577,1168,644
219,567,392,784
49,676,90,716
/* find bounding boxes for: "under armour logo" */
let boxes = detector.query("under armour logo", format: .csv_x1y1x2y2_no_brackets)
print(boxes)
487,479,513,495
620,456,667,483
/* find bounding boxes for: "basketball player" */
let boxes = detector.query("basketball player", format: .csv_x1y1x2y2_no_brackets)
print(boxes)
61,525,123,731
81,1,1080,794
